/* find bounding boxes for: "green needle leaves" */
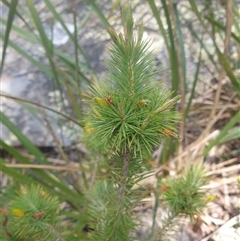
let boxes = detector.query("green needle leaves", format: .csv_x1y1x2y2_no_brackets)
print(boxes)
84,3,181,159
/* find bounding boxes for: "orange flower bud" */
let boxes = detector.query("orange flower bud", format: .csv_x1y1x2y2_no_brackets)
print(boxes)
105,95,114,106
33,211,45,219
160,185,171,192
162,129,180,138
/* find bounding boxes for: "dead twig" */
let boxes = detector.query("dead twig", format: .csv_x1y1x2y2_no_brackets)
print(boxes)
200,214,240,241
4,163,80,172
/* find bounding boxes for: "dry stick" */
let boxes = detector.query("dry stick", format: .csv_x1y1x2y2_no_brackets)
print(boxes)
163,92,237,169
206,164,240,176
194,104,239,111
169,1,233,167
202,176,238,189
4,163,80,172
196,94,236,137
157,109,222,170
22,148,89,165
168,0,185,170
214,157,239,168
0,209,12,237
200,213,240,241
222,172,230,208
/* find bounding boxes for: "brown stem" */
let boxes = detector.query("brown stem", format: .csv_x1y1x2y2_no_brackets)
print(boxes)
119,150,130,206
0,209,12,237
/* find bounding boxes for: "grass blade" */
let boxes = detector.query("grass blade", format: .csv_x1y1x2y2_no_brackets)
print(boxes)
174,4,186,89
147,0,170,53
0,35,54,77
215,47,240,94
1,111,46,163
161,0,179,91
0,0,19,76
0,160,79,206
185,37,203,118
86,0,110,28
0,17,92,85
43,0,95,74
25,0,61,91
0,139,83,206
187,23,218,70
217,127,240,144
0,93,83,127
205,15,240,43
204,109,240,155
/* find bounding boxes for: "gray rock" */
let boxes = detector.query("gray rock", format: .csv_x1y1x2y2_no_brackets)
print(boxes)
1,51,74,146
1,1,109,147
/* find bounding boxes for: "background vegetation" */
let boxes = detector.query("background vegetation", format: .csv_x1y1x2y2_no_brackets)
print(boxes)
1,0,239,240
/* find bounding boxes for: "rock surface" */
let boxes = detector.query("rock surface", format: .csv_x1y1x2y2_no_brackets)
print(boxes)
0,0,107,146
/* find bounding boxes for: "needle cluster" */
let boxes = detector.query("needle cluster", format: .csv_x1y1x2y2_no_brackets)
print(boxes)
8,185,59,240
84,5,181,159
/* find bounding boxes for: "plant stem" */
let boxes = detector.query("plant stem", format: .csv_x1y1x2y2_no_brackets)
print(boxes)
119,150,130,206
108,150,130,240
